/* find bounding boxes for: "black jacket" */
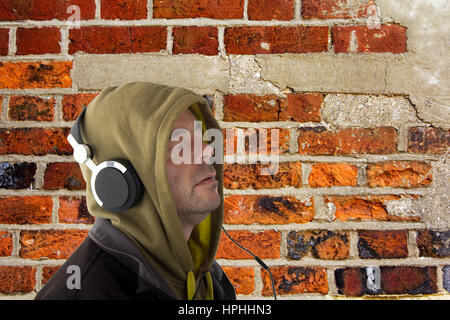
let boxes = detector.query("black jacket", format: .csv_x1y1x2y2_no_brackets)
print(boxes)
35,218,236,300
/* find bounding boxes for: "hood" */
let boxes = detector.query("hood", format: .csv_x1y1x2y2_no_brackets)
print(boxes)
77,81,224,299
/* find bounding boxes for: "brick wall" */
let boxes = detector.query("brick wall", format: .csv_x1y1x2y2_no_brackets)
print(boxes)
0,0,449,299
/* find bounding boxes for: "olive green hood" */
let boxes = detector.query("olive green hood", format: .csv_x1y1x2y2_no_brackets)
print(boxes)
78,81,223,299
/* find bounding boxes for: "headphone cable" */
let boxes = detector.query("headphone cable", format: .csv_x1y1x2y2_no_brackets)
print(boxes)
221,226,277,300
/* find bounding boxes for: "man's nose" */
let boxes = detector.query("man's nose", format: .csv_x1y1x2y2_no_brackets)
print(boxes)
202,141,214,164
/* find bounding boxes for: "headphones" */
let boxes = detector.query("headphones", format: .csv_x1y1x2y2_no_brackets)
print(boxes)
67,107,144,213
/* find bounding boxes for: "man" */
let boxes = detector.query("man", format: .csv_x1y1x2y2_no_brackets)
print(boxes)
35,81,236,300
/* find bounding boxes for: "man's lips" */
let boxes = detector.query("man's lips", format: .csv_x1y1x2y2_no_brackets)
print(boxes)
195,173,217,186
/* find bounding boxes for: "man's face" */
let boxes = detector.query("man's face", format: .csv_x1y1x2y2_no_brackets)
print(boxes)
166,109,221,221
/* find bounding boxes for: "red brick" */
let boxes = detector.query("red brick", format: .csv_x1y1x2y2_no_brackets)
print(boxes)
247,0,295,21
42,266,61,285
381,266,437,294
224,195,314,224
332,25,407,53
0,128,72,155
0,162,37,189
0,196,52,224
408,127,450,154
417,230,450,258
172,26,218,55
19,229,88,260
0,266,36,293
223,162,302,189
302,0,371,19
366,161,432,188
0,28,8,55
101,0,147,20
0,61,72,89
223,93,322,122
153,0,244,19
69,26,166,54
261,266,328,295
0,0,96,21
358,230,408,259
216,230,280,259
9,95,55,121
62,93,98,121
287,230,350,260
335,268,365,296
58,196,95,224
308,163,358,188
221,267,254,295
223,128,290,155
225,26,328,54
297,127,397,155
325,195,421,222
43,162,86,190
0,231,13,256
16,27,60,55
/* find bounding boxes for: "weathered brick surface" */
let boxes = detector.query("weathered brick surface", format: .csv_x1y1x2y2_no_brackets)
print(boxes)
0,196,52,224
358,230,408,259
43,162,86,190
223,93,322,122
101,0,147,20
224,26,329,54
224,195,314,224
247,0,295,21
0,28,8,55
287,230,350,260
223,128,290,155
366,161,432,188
223,162,302,189
69,27,167,54
153,0,244,19
0,61,72,89
297,127,397,155
16,27,60,55
332,25,407,53
9,96,55,121
216,230,280,259
0,231,13,256
408,127,450,154
0,162,36,189
42,265,61,285
221,267,255,295
0,0,96,21
62,93,98,121
444,265,450,293
417,230,450,258
302,0,371,19
336,266,437,296
172,27,218,55
261,266,328,295
19,229,88,260
0,128,72,155
0,266,36,293
58,196,95,224
308,163,358,188
325,195,421,222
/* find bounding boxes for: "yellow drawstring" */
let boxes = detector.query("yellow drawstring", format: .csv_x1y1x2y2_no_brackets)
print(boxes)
205,272,214,300
186,271,214,300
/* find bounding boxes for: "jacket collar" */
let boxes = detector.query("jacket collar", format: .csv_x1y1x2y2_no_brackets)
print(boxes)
88,217,178,299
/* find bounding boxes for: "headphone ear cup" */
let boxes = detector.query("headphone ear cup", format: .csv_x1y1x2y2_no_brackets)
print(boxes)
92,158,144,213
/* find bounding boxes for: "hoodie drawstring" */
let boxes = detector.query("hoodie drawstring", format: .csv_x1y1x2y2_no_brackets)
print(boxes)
187,270,214,300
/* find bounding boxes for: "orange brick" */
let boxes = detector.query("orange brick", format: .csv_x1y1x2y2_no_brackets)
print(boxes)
261,266,328,295
19,229,88,260
0,196,52,224
101,0,147,20
408,127,450,154
0,231,13,256
302,0,371,19
308,163,357,187
358,230,408,259
43,162,86,190
279,93,322,122
248,0,294,21
172,26,218,55
216,230,280,259
223,128,290,155
58,196,95,224
221,267,255,295
153,0,244,19
224,194,314,224
366,161,432,188
223,162,302,189
0,266,36,293
62,93,98,121
9,95,55,121
42,265,61,285
0,61,72,89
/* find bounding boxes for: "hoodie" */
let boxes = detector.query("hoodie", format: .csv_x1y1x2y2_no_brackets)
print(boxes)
77,81,225,300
